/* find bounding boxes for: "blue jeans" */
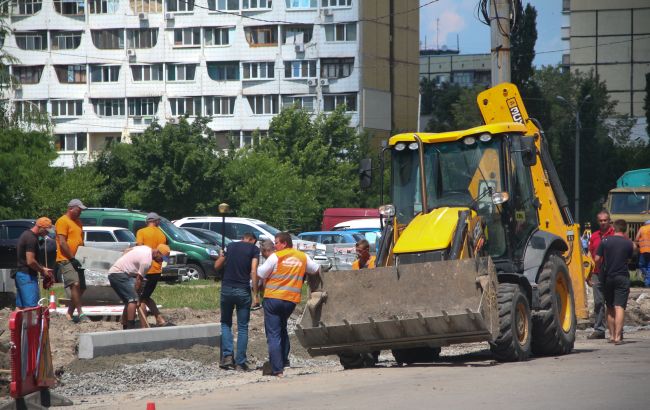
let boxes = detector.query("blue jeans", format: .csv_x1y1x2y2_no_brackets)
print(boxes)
220,286,252,365
263,298,296,374
639,253,650,287
15,271,39,308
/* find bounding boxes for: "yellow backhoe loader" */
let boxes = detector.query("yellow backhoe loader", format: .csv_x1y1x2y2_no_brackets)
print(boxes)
297,83,591,367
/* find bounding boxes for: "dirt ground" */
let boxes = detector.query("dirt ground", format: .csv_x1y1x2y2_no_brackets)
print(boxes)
1,287,650,405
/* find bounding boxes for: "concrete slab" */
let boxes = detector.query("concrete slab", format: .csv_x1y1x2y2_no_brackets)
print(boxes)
78,323,220,359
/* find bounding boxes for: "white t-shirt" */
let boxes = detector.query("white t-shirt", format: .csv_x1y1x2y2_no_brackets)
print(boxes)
257,250,320,279
108,246,152,277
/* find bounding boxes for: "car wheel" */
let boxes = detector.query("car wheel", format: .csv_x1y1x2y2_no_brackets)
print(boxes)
185,264,204,280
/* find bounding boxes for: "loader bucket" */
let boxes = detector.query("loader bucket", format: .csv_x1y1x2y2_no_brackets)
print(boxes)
296,257,499,356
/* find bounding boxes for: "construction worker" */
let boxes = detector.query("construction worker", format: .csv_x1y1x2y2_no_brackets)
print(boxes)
55,199,87,322
634,220,650,288
586,209,614,339
14,217,55,309
108,244,170,330
257,232,320,377
213,232,259,371
352,239,376,270
136,212,171,327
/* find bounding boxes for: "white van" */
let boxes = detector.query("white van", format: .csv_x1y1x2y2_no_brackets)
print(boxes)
332,218,383,230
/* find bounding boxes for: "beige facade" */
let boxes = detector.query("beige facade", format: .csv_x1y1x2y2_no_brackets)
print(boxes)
419,52,491,87
564,0,650,119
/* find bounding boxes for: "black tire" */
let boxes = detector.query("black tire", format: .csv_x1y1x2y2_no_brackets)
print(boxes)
391,347,441,365
338,352,377,369
532,253,576,356
185,263,205,280
489,283,532,362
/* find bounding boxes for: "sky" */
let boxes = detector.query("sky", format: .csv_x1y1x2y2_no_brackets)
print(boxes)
419,0,565,66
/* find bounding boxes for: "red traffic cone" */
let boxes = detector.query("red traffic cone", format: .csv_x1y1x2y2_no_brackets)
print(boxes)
146,402,156,410
48,291,57,311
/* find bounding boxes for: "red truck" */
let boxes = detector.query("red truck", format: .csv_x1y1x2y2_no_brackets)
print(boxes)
321,208,380,231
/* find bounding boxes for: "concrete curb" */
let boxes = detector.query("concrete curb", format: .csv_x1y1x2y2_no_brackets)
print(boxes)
78,323,221,359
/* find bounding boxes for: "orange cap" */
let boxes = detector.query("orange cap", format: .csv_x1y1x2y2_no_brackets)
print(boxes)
35,217,53,229
156,244,171,256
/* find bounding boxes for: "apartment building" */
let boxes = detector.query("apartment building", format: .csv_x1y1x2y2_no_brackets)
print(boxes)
3,0,419,167
562,0,650,138
419,48,491,88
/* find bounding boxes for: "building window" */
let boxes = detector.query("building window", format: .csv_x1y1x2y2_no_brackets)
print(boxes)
90,65,120,82
282,95,314,111
54,65,86,84
11,0,43,15
51,100,83,117
207,0,238,10
130,0,162,13
452,72,473,87
207,62,239,81
12,66,44,84
14,100,47,117
166,64,196,81
285,0,316,9
131,64,163,81
204,96,236,116
284,60,316,79
53,0,85,15
127,29,158,49
89,0,119,13
283,25,313,44
166,0,193,12
324,23,356,42
245,26,278,46
93,99,125,116
320,57,353,78
321,0,350,7
91,29,124,49
242,0,272,10
246,95,279,115
242,62,275,80
173,28,201,47
204,27,231,46
51,31,82,50
170,97,201,116
15,31,47,50
56,133,87,151
323,93,356,112
128,98,158,116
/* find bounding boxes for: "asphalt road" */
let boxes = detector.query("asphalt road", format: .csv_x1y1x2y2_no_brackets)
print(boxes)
126,330,650,410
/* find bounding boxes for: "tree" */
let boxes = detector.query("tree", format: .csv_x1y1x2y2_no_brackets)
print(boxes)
511,3,538,88
424,82,464,132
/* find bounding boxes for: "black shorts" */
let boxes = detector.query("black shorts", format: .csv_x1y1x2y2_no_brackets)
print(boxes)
140,275,160,299
603,275,630,309
108,272,138,304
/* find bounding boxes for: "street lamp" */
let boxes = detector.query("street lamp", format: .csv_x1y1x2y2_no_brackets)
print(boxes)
218,203,230,252
556,94,591,224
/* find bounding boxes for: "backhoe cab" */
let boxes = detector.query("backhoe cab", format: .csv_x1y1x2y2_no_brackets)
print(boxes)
297,83,590,367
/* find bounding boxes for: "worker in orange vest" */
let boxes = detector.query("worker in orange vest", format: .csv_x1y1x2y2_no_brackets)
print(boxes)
352,239,376,270
635,220,650,288
257,232,321,377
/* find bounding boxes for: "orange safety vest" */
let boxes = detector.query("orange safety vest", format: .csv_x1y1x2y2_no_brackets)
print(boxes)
352,256,376,270
638,225,650,253
264,248,308,304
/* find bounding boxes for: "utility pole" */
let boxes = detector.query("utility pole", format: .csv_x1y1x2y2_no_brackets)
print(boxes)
490,0,512,85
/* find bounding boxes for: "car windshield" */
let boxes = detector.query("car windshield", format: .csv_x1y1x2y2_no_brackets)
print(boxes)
160,219,203,244
609,192,650,214
114,229,136,242
392,137,503,225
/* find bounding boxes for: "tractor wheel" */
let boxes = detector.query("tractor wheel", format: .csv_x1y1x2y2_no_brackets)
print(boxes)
338,352,377,370
532,253,576,356
489,283,531,362
391,347,441,365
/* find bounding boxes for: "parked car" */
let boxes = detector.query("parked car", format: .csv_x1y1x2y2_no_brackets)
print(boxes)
174,216,317,251
332,218,383,230
0,219,56,271
181,227,232,248
298,231,365,245
80,208,220,279
339,228,383,253
83,226,136,252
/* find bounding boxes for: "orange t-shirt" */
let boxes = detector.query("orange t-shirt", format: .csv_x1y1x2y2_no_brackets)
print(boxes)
352,255,376,270
55,214,84,262
136,225,167,274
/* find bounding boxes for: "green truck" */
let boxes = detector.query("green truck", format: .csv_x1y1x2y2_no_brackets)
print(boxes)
605,168,650,239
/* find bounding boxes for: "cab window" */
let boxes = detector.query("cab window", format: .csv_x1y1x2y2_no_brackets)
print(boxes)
86,231,116,242
104,218,129,229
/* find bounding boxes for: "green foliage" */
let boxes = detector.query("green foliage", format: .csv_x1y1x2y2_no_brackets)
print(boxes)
423,82,464,132
511,3,538,88
451,86,485,129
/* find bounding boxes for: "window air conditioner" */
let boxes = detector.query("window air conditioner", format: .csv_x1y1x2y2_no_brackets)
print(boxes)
168,117,179,124
127,49,136,57
307,78,317,87
165,12,174,20
138,12,147,20
295,44,305,53
320,78,329,86
322,8,332,17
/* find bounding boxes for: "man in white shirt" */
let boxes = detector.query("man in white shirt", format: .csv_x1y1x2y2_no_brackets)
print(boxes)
108,244,170,330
